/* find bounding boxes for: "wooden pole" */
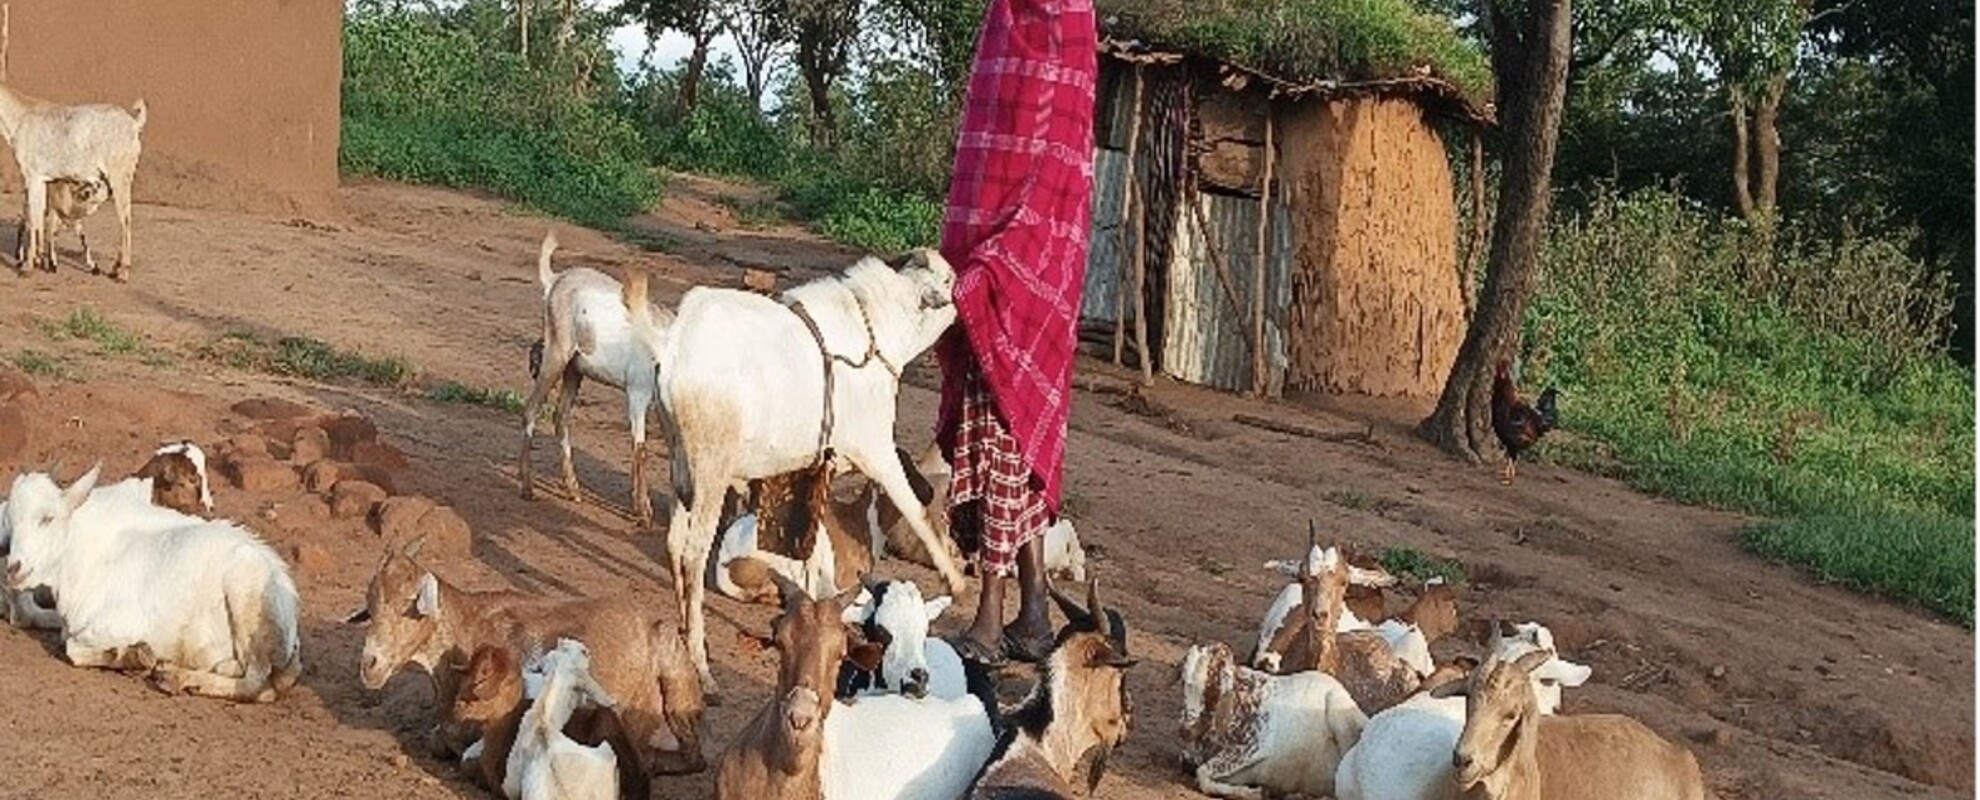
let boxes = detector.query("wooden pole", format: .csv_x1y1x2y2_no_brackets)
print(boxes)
1112,69,1146,368
1129,68,1153,386
2,5,12,84
1463,128,1486,318
518,0,531,59
1250,105,1275,397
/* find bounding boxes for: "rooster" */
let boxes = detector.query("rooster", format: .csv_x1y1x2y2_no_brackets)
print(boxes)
1490,358,1558,485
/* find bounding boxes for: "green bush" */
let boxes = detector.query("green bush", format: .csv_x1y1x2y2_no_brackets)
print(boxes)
1526,189,1973,623
340,9,661,227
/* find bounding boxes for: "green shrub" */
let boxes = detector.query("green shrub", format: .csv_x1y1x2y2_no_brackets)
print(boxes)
340,8,661,227
1526,189,1973,622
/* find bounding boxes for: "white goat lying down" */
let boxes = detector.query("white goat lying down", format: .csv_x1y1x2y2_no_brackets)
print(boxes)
821,688,996,800
519,232,676,527
835,577,965,701
504,638,622,800
1334,621,1594,800
653,246,964,699
1179,640,1368,800
3,465,301,702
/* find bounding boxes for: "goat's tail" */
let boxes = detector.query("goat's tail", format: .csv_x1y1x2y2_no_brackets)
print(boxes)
623,267,651,321
537,230,559,294
129,99,148,130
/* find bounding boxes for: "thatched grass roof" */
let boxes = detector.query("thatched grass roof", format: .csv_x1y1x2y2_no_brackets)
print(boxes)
1095,0,1492,110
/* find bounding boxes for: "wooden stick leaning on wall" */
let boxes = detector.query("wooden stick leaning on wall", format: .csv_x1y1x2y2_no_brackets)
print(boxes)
1113,68,1146,368
1463,128,1486,319
1249,104,1275,397
1128,66,1153,386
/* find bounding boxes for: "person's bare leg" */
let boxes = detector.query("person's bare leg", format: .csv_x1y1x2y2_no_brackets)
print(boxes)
963,565,1007,658
1007,537,1050,646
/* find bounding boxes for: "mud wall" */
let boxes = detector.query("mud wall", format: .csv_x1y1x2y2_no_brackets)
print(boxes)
1279,97,1464,397
0,1,342,216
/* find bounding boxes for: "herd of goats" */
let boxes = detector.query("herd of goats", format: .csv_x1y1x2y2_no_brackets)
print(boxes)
0,77,1714,800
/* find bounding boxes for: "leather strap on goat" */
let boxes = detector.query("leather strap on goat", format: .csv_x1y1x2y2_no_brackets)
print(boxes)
785,281,902,463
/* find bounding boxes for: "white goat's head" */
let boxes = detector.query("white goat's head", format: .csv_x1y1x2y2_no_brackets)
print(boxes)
533,638,617,713
3,464,100,592
1047,518,1088,584
1486,620,1592,714
842,576,951,699
876,248,958,350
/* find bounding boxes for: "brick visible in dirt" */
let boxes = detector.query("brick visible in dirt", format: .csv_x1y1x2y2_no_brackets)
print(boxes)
321,414,380,459
228,457,299,493
291,426,330,465
371,496,438,541
0,367,39,403
289,543,335,574
231,398,319,421
303,460,396,495
330,480,388,520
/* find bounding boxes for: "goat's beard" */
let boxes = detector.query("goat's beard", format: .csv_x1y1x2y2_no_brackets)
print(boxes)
1074,743,1115,796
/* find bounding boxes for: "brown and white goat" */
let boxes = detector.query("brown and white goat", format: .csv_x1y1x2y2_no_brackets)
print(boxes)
518,232,675,527
1253,529,1425,715
15,177,108,273
1432,648,1707,800
449,643,652,800
136,440,213,517
970,578,1137,800
714,572,854,800
344,543,706,777
714,458,876,604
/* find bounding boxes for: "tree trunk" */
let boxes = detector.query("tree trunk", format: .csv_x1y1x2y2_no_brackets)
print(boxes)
554,0,575,56
1419,0,1574,462
804,64,835,149
1463,129,1486,318
1729,85,1754,219
518,0,531,58
1753,74,1784,215
678,33,714,115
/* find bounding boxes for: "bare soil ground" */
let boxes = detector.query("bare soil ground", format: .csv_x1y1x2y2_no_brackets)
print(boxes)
0,176,1968,799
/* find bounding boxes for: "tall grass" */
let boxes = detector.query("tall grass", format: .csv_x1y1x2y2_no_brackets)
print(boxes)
340,5,662,227
1527,190,1973,623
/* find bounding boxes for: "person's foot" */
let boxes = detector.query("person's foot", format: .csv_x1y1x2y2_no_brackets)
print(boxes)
1001,618,1054,664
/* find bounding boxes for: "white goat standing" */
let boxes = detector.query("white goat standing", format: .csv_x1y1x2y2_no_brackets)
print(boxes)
503,638,621,800
3,466,301,702
0,83,145,281
652,247,964,699
519,231,675,527
15,177,108,273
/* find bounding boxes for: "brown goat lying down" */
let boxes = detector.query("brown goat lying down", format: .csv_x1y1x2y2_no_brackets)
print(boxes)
136,440,213,516
344,542,707,779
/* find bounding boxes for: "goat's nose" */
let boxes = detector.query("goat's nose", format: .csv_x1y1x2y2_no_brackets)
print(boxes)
1453,752,1472,770
4,560,19,584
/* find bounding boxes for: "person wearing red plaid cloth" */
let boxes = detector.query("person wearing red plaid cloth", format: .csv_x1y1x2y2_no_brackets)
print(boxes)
935,0,1097,666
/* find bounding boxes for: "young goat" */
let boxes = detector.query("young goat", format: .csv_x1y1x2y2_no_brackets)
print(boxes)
714,572,857,800
3,465,300,701
866,446,1085,584
451,644,652,800
1253,528,1436,714
1250,529,1400,671
969,577,1137,800
1432,646,1706,800
1333,621,1594,800
345,543,705,776
518,231,676,527
834,576,965,701
504,638,622,800
654,247,965,701
15,177,109,273
1179,639,1367,799
713,459,876,605
0,83,144,280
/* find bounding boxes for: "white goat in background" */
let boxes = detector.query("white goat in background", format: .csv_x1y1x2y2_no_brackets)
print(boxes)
503,638,621,800
0,83,145,280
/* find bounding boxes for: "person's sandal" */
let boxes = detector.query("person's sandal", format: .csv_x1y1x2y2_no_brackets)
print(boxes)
950,635,1008,668
1002,628,1054,665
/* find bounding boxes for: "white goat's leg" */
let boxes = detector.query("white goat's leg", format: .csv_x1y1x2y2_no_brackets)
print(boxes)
847,441,968,596
1194,762,1266,800
555,364,584,499
22,179,47,276
517,352,568,500
64,638,155,672
110,174,133,281
625,388,655,528
77,222,95,274
151,662,278,703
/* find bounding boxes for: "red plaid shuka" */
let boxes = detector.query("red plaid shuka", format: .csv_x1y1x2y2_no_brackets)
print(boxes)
935,0,1098,566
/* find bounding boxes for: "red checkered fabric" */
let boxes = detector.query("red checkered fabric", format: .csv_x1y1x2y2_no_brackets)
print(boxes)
934,0,1098,517
948,364,1051,579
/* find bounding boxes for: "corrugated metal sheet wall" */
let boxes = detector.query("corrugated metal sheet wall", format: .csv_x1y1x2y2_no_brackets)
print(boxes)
1159,190,1293,393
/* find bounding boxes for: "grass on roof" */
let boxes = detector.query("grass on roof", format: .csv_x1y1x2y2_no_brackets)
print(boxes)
1097,0,1492,104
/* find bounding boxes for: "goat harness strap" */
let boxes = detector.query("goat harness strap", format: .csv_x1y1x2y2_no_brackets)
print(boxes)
784,278,903,463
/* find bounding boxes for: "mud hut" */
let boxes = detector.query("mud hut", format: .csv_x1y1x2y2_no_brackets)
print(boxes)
1082,3,1493,398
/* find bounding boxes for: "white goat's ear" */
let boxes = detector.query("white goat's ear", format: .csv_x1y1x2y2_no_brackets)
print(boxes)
840,590,873,624
62,463,103,512
923,595,953,621
414,573,441,618
1536,658,1592,687
1346,564,1398,588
